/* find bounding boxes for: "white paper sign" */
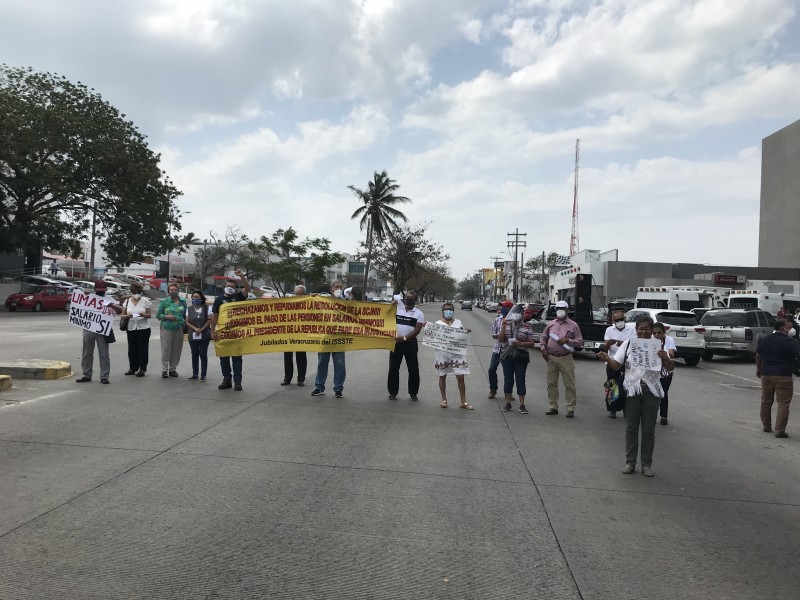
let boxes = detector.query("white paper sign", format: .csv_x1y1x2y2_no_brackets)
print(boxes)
628,338,662,371
68,290,116,336
421,321,470,355
549,331,574,352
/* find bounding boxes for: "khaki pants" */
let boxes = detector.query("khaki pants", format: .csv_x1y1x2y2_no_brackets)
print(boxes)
760,375,792,434
160,328,184,372
546,354,577,411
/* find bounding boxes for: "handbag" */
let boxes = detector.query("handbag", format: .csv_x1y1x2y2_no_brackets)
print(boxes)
605,343,629,412
119,300,129,331
511,346,530,363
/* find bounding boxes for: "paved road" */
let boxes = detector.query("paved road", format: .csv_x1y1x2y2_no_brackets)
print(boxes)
0,308,798,599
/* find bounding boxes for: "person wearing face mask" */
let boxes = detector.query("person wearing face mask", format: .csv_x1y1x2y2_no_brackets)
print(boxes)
312,281,349,398
75,280,123,385
210,270,250,391
186,290,212,381
540,300,583,418
435,302,473,409
387,290,425,401
497,304,535,413
121,282,152,377
652,322,677,425
602,310,636,418
755,318,800,439
156,283,188,378
488,300,515,400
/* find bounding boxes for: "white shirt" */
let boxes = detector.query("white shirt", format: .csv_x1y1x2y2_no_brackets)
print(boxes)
396,305,425,338
604,323,636,343
123,297,152,331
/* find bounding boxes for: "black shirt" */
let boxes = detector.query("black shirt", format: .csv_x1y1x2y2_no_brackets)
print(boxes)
212,292,246,314
756,332,800,377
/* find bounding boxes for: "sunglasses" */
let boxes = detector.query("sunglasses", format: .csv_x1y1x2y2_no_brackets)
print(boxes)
613,318,624,323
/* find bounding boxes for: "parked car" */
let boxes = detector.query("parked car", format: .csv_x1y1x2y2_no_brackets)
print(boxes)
461,300,473,311
485,301,498,312
5,285,71,312
15,275,58,287
625,308,705,366
700,308,775,361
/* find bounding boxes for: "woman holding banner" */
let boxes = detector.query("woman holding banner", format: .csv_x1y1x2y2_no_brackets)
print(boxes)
434,302,473,409
596,314,674,477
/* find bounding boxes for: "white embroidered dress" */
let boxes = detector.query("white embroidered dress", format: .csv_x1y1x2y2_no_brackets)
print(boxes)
434,319,470,376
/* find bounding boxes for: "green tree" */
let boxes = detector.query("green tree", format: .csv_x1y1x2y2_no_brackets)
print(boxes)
240,227,345,296
349,170,411,296
408,263,456,303
0,64,182,269
457,274,483,300
368,223,450,292
525,251,565,302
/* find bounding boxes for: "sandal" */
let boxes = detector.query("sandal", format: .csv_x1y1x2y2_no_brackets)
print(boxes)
460,402,474,410
440,400,448,408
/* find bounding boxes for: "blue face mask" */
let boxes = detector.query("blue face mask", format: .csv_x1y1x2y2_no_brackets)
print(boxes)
192,298,203,306
443,309,454,319
500,308,509,316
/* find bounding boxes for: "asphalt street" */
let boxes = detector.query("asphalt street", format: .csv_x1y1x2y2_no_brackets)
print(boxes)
0,306,798,599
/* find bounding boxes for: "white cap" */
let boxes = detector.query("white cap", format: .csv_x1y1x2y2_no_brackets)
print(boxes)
555,300,569,308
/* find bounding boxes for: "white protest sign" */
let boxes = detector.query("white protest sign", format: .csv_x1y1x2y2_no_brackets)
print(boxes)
421,321,470,356
68,290,116,336
628,338,662,371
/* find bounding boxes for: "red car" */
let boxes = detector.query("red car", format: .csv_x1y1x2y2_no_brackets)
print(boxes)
4,285,71,312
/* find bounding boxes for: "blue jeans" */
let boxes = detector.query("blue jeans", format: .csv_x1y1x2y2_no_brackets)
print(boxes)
501,355,528,396
220,355,242,384
488,351,501,392
315,352,345,393
189,337,210,378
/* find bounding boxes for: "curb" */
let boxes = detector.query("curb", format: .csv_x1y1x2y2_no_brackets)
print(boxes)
0,360,72,381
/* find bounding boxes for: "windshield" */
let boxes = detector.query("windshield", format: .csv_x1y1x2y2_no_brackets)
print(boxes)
701,312,748,327
656,312,699,326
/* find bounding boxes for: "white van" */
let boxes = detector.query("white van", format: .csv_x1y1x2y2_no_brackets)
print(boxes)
634,287,720,311
727,291,800,316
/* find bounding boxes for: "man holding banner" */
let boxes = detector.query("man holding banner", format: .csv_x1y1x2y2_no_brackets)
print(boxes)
387,290,425,401
72,280,123,384
211,270,250,391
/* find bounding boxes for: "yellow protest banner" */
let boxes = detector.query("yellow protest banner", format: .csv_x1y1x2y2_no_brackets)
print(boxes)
213,297,397,357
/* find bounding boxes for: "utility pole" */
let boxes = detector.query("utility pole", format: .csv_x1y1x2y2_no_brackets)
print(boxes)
570,138,580,256
541,250,546,303
507,229,527,302
89,201,97,279
490,255,503,301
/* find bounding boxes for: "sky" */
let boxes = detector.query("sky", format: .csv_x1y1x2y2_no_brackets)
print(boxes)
2,0,799,281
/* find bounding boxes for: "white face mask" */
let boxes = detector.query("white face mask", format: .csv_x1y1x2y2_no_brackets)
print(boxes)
333,289,343,298
132,293,142,300
615,320,626,330
556,310,567,319
224,286,236,295
787,328,797,337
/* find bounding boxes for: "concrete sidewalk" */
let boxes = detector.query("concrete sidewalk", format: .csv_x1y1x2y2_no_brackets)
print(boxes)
0,309,798,599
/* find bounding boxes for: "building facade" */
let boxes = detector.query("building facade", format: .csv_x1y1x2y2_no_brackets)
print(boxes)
759,118,800,268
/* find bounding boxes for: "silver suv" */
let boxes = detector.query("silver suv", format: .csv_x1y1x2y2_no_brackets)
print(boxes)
700,309,775,360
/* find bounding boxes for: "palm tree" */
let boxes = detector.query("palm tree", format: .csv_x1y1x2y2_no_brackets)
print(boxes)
349,171,411,296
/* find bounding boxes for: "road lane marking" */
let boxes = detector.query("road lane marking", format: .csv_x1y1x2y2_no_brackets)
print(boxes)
698,365,800,397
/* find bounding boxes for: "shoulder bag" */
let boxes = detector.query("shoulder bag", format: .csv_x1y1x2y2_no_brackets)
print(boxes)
119,299,129,331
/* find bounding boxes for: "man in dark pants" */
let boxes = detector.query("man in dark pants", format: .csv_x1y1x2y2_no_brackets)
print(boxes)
387,290,425,401
756,318,800,438
210,269,250,391
282,284,307,386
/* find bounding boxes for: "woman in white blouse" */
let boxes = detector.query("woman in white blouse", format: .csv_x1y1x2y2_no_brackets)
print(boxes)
653,322,677,426
434,302,473,409
121,283,152,377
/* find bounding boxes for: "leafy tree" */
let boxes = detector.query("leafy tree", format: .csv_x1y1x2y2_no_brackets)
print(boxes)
240,227,345,296
525,251,566,303
0,64,182,269
408,263,456,303
368,223,450,292
349,170,411,295
191,227,246,290
457,274,483,300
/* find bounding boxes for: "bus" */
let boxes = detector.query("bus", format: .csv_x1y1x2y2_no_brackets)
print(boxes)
727,291,800,316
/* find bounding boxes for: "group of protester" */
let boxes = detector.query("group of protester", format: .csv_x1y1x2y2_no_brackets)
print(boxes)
75,276,795,479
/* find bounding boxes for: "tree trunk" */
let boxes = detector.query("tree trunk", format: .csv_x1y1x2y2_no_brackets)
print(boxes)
361,223,372,297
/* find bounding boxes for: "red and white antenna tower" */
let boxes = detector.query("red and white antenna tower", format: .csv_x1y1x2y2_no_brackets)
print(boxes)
569,138,580,256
